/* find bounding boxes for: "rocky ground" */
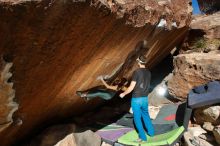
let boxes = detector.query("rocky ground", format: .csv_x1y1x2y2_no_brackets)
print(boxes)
22,96,220,146
167,11,220,146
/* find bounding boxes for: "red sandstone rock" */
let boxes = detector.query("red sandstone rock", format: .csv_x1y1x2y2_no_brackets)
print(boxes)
179,12,220,54
0,0,193,29
92,0,192,29
191,12,220,39
0,0,189,145
168,53,220,100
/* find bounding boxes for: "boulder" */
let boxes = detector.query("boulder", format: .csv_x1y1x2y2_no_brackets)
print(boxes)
188,126,207,137
194,106,220,125
181,13,220,54
184,132,214,146
93,0,192,29
0,1,190,144
168,53,220,100
191,137,214,146
191,12,220,39
203,122,214,132
55,134,76,146
213,126,220,144
73,130,101,146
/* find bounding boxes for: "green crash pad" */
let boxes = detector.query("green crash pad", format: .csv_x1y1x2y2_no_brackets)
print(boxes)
118,126,184,146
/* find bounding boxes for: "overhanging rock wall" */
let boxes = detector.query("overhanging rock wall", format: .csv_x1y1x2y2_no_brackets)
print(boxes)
0,0,190,145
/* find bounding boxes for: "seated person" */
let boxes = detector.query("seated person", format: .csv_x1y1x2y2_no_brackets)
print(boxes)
76,77,128,101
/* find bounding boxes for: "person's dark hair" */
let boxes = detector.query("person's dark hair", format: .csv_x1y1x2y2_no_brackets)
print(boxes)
113,78,128,90
136,55,147,65
119,78,128,86
112,79,120,86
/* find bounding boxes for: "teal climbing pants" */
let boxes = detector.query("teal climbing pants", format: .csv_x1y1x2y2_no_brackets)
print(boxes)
87,89,116,100
131,96,155,141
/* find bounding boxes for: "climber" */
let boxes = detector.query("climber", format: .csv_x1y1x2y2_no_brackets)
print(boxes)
119,55,155,142
76,77,128,101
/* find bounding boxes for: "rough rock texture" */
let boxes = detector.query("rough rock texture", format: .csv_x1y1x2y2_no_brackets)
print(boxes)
197,0,220,14
203,122,214,132
93,0,192,29
183,38,220,54
190,12,220,39
73,130,101,146
0,60,18,132
0,0,41,4
180,12,220,55
0,0,193,29
213,126,220,144
168,53,220,99
183,132,213,146
188,126,207,137
194,106,220,126
55,134,76,146
54,130,101,146
0,0,189,145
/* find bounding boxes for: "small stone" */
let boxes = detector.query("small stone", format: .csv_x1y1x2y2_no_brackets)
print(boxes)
188,126,207,137
203,106,220,121
101,141,112,146
183,132,195,146
55,134,76,146
173,142,180,146
149,105,161,119
203,122,214,132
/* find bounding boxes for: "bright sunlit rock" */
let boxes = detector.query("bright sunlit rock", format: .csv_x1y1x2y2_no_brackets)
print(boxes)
156,85,167,96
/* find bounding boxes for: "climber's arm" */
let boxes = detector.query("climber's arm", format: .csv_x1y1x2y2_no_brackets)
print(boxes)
100,77,118,91
119,81,136,98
